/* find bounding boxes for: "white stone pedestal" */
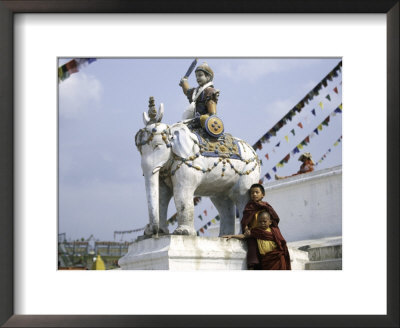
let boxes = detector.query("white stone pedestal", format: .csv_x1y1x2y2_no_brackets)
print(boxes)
118,235,247,270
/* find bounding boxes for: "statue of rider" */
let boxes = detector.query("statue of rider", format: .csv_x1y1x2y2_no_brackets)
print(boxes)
179,62,220,130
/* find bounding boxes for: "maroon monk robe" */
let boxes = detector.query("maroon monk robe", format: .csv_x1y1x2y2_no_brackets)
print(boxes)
250,227,291,270
240,200,281,269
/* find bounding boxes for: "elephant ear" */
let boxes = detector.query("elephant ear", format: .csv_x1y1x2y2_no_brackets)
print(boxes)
170,124,197,159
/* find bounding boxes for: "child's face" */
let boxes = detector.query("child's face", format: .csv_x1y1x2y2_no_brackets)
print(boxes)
250,187,264,202
195,71,209,86
258,213,272,229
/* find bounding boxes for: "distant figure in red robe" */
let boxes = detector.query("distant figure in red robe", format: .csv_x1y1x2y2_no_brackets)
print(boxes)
222,183,291,270
275,152,315,180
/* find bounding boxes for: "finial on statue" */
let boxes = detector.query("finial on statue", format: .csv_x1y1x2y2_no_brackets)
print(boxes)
143,96,164,126
148,96,157,120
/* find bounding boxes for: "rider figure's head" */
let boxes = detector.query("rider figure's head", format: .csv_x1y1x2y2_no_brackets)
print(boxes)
195,62,214,86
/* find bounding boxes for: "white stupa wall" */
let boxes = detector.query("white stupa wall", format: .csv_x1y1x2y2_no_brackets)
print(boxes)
264,165,342,242
207,165,342,242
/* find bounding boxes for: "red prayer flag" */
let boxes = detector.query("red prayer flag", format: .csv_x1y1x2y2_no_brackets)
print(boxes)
333,87,339,94
204,210,207,216
297,122,303,129
265,153,269,160
65,59,78,74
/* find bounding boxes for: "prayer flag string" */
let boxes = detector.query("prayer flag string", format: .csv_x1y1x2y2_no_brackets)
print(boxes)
252,61,342,150
315,136,343,166
262,104,342,180
58,58,97,82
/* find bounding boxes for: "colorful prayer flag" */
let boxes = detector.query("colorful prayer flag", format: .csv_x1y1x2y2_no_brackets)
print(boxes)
322,116,330,126
297,122,303,129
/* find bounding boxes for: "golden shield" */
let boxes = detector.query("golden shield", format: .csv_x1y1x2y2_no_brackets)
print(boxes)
205,115,224,138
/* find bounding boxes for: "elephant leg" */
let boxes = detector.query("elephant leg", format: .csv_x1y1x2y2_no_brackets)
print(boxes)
159,180,172,234
172,186,197,236
235,194,250,231
210,196,236,236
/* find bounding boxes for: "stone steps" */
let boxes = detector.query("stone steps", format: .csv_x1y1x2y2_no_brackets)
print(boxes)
305,258,342,270
288,236,342,270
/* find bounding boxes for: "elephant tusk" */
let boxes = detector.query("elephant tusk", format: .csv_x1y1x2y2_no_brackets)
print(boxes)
156,103,164,122
143,112,150,125
152,166,161,174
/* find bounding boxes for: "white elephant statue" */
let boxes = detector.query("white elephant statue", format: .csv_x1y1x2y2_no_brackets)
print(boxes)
135,99,261,237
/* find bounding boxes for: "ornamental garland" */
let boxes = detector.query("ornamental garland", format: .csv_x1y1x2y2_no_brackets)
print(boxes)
171,154,259,178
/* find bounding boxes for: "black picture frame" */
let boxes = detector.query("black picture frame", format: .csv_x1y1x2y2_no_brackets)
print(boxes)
0,1,398,327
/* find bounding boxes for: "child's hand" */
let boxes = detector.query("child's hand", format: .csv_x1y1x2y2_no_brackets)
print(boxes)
221,235,233,240
244,230,251,238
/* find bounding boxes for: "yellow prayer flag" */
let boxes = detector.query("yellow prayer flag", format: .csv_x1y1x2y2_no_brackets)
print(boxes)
334,141,339,146
339,104,342,110
318,124,323,131
298,144,303,149
276,163,283,168
319,101,323,109
58,67,63,79
212,219,216,224
284,135,289,142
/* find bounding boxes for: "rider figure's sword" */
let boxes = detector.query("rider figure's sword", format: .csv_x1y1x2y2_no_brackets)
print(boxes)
183,58,198,78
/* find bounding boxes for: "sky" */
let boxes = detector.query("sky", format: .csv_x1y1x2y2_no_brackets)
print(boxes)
58,58,342,242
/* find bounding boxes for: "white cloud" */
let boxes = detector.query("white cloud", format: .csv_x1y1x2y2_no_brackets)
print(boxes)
216,59,314,83
59,72,103,119
264,99,296,120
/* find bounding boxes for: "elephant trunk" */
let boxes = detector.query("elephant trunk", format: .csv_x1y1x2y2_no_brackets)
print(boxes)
144,169,160,235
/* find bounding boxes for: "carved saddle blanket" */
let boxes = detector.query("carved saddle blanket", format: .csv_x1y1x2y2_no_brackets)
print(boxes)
191,127,242,160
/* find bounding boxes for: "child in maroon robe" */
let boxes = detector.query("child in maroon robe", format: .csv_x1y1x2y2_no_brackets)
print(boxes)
223,183,291,270
223,209,291,270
